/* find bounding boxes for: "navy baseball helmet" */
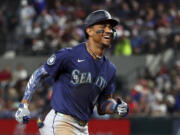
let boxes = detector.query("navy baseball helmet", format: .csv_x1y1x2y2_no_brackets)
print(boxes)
84,10,119,38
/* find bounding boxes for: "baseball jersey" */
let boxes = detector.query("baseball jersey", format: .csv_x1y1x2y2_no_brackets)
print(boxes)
44,42,116,121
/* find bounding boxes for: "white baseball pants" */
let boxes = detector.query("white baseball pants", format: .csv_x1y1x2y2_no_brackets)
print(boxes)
39,109,89,135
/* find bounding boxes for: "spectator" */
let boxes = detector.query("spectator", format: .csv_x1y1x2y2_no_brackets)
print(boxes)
125,95,137,115
0,66,12,82
174,10,180,25
166,94,176,115
151,92,167,117
131,29,144,54
36,9,53,30
31,0,46,14
32,38,45,54
19,0,36,36
114,30,132,56
136,95,150,116
13,64,28,83
175,93,180,115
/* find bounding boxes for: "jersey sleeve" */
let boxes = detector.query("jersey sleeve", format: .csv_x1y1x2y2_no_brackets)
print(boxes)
44,48,69,78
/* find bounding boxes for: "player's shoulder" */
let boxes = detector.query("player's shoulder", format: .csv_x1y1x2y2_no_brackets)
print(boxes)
71,42,86,52
104,56,116,73
55,43,85,56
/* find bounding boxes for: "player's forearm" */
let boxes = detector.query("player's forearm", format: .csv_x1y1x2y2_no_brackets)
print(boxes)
100,99,117,114
104,101,117,114
22,65,48,103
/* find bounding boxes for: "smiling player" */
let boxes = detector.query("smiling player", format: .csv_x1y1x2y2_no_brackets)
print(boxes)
15,10,129,135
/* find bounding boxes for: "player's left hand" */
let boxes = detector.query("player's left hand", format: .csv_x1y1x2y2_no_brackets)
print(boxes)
115,99,129,117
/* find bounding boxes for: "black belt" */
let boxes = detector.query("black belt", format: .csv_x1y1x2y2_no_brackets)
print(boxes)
54,110,88,127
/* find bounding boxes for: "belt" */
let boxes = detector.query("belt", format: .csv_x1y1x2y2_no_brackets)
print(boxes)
54,110,88,127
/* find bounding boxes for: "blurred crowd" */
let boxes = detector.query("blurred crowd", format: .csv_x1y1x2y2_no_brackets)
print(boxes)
0,63,52,118
0,0,179,56
124,60,180,117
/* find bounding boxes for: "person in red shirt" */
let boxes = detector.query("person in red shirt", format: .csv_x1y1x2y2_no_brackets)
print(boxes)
0,65,12,82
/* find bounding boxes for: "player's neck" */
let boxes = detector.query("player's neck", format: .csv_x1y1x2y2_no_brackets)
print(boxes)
86,41,105,60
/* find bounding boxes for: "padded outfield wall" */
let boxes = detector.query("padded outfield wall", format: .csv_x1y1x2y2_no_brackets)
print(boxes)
0,117,180,135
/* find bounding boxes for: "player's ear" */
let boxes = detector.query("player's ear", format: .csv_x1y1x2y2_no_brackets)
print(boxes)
86,27,93,37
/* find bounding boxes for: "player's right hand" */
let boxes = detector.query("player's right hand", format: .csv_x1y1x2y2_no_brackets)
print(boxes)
15,103,30,124
115,98,129,117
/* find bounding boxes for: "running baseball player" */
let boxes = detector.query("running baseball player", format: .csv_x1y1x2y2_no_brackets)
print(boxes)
15,10,129,135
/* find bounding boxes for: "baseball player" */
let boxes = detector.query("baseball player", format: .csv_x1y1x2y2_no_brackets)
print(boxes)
15,10,129,135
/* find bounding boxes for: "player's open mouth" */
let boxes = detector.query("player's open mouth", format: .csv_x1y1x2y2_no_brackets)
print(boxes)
103,35,112,41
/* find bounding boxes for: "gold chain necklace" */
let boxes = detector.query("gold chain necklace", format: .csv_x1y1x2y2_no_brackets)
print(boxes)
87,43,103,59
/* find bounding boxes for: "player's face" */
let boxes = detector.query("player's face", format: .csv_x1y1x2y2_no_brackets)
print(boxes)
90,22,114,47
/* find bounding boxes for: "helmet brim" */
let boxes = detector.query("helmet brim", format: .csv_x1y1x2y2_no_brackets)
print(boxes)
102,19,119,27
86,18,119,28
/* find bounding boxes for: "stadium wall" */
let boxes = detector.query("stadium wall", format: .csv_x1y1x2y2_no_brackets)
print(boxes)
0,56,145,76
0,118,180,135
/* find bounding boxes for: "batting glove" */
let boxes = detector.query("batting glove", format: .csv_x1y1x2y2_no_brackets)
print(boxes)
15,103,30,124
115,98,129,117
